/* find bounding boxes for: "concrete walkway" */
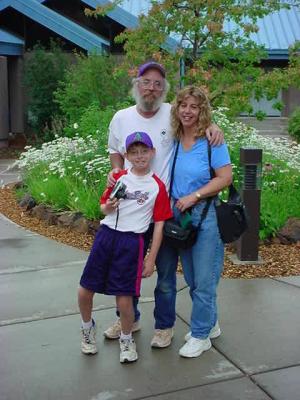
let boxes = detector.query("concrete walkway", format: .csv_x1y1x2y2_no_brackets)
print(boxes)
1,162,300,400
0,158,21,186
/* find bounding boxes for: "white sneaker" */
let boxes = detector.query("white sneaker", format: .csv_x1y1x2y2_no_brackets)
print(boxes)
81,320,97,355
151,328,174,348
179,337,211,358
103,319,141,339
184,321,221,342
119,338,138,363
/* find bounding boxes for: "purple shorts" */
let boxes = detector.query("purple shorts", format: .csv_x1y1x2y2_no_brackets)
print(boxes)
80,225,144,296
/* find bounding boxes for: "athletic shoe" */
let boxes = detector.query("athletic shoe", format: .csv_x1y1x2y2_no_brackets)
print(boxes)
103,319,141,339
179,337,211,358
81,320,97,355
150,328,174,348
119,338,138,363
184,321,221,342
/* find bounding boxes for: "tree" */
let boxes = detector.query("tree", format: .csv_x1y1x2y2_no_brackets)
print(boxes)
90,0,300,116
23,40,69,134
54,53,131,124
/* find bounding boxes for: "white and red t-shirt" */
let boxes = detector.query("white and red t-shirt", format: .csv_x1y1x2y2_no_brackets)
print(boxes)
100,169,172,234
108,103,173,188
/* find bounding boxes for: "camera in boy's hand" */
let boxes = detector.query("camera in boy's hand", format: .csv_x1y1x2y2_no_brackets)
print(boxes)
109,181,127,200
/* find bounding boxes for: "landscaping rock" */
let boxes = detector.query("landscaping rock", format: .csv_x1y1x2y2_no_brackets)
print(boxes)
42,209,59,226
88,220,100,236
11,181,24,190
276,218,300,244
71,216,90,234
18,193,37,210
31,204,50,220
57,212,82,228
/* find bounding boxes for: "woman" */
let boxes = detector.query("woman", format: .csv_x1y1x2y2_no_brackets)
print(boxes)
170,86,232,358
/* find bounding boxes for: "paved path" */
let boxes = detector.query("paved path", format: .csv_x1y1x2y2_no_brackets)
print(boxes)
1,161,300,399
0,158,21,186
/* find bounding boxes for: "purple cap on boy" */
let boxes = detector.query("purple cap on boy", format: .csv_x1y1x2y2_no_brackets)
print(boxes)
125,132,153,151
137,61,165,78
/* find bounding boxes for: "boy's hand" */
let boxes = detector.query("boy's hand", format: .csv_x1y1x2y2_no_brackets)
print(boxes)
142,257,155,278
205,123,224,146
107,168,121,187
102,198,120,214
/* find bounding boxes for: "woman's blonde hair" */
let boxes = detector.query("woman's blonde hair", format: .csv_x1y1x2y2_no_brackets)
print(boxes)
171,86,212,140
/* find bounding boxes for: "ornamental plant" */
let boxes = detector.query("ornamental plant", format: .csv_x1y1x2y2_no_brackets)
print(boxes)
23,40,69,137
213,109,300,239
54,53,131,124
16,110,300,238
17,135,110,220
288,107,300,143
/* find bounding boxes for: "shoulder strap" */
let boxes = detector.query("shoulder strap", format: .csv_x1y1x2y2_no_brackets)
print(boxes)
208,140,234,195
207,141,215,179
171,140,212,228
169,141,180,198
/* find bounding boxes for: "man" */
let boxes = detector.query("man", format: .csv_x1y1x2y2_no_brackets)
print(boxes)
104,61,223,348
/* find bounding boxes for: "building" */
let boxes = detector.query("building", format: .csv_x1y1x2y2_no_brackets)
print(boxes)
0,0,299,146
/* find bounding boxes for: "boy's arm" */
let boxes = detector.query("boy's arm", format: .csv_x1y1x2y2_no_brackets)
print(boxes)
100,171,127,212
142,221,164,278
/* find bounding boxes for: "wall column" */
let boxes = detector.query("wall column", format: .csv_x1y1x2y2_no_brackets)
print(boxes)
8,56,24,134
0,56,9,147
282,87,300,117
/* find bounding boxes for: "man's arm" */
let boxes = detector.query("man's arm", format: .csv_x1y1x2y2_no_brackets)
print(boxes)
205,123,224,146
142,221,164,278
110,153,125,170
107,153,125,187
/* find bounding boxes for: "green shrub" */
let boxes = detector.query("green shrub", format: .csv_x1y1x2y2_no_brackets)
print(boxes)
18,136,110,219
17,110,300,236
63,101,132,154
54,53,131,124
23,40,69,137
214,109,300,239
288,107,300,143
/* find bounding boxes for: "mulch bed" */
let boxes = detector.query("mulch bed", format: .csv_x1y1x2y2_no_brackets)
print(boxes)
0,186,299,279
0,148,22,159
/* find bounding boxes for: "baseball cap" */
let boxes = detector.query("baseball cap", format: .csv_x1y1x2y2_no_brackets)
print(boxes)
125,132,154,151
137,61,165,78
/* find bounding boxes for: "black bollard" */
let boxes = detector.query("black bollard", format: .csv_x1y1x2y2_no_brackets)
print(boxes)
235,148,263,262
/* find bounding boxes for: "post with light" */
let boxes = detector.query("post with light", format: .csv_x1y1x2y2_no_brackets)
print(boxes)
234,148,263,263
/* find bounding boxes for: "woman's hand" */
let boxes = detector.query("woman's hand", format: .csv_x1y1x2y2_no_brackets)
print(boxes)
175,194,197,212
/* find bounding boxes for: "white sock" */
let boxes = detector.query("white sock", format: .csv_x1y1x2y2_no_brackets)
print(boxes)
120,331,132,341
82,319,93,329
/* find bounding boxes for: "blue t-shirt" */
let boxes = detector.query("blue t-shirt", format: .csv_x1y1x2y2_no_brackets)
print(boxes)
171,138,231,199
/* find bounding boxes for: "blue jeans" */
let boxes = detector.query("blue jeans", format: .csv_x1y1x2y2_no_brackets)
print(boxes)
179,201,224,339
153,239,178,329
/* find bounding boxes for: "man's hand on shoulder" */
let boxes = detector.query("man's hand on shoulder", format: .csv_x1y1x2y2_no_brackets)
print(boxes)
205,123,224,146
107,168,121,187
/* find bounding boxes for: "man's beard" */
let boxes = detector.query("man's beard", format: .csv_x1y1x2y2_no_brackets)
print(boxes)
132,86,165,112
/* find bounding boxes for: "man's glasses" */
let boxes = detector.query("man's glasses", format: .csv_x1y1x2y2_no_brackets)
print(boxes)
138,79,164,91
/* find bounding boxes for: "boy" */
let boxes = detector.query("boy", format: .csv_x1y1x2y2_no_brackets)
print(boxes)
78,131,172,363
